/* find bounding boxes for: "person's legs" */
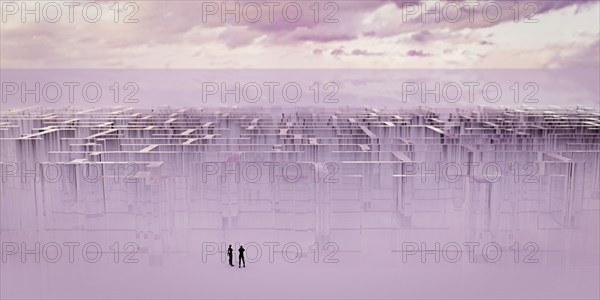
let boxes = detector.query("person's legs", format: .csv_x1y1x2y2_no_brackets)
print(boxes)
238,256,241,268
241,256,245,267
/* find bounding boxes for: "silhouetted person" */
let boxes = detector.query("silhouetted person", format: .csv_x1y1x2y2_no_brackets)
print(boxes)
238,246,245,268
227,245,234,267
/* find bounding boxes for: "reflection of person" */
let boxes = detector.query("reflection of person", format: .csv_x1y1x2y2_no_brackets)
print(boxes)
238,246,245,268
227,245,234,267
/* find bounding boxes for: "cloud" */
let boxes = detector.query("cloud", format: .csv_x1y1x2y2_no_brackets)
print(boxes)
350,49,383,56
406,50,431,57
550,39,600,68
331,48,345,56
411,30,432,43
0,0,598,68
218,27,259,48
364,0,597,39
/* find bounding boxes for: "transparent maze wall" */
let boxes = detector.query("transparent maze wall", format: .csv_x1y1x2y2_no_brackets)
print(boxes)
1,106,598,265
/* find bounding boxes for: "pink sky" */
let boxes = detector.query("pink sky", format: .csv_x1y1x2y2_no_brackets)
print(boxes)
1,0,599,69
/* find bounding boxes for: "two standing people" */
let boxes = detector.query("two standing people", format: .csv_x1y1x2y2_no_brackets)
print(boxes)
227,245,245,268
